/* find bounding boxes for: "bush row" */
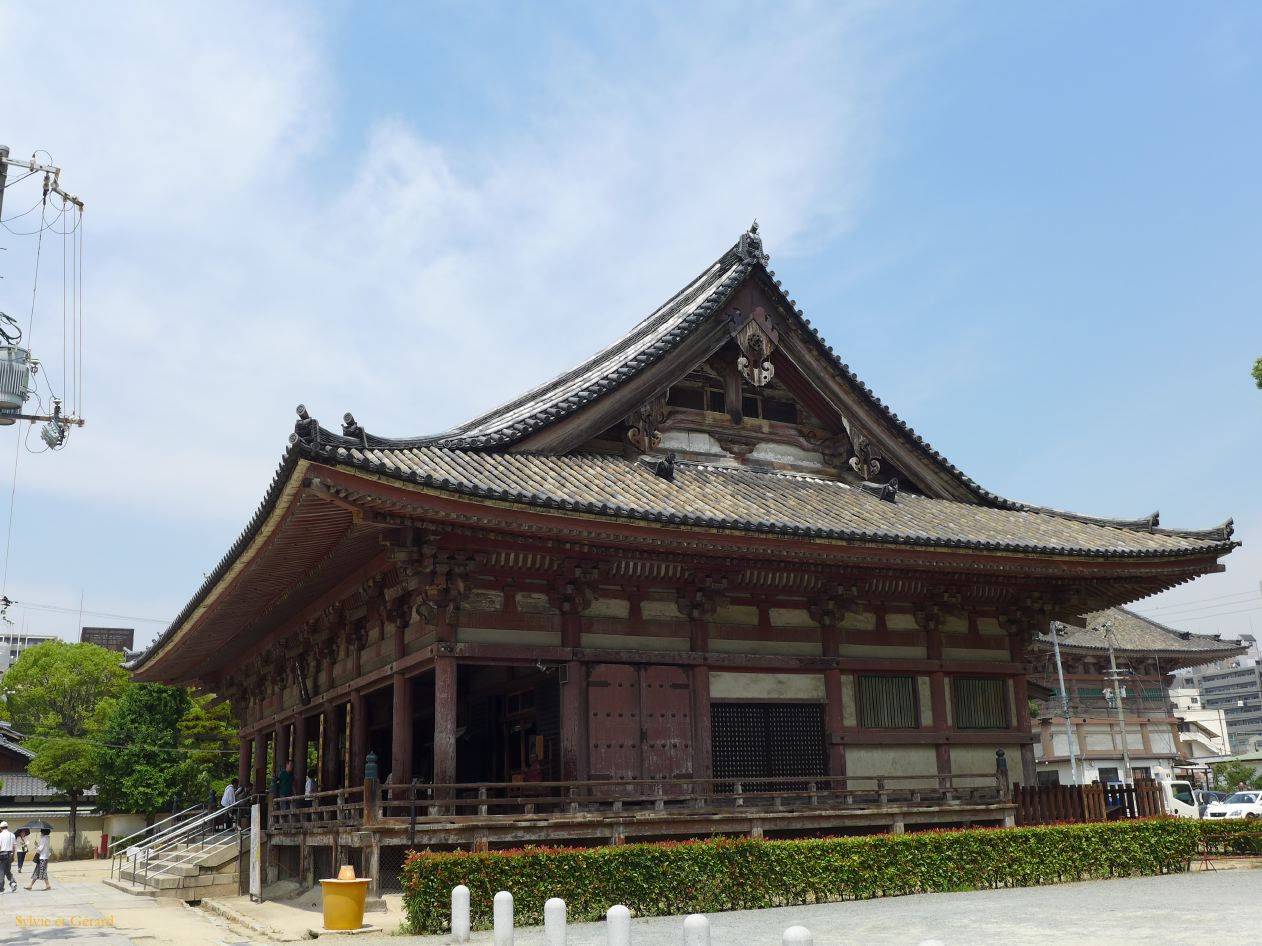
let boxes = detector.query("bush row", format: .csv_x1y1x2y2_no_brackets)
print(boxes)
400,818,1256,934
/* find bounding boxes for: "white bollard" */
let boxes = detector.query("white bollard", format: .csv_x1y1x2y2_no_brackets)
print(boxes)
683,914,710,946
545,897,568,946
451,885,471,944
494,890,515,946
607,904,631,946
783,926,813,946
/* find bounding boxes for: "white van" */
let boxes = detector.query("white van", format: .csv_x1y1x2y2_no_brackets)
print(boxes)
1162,780,1202,818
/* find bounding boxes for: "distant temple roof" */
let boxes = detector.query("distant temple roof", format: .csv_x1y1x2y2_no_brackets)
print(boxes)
1036,606,1248,666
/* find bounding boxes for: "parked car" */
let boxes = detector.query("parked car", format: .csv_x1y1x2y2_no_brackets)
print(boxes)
1205,791,1262,819
1194,790,1228,818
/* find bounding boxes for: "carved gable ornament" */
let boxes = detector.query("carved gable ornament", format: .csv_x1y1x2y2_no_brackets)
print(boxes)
624,393,669,453
726,305,779,387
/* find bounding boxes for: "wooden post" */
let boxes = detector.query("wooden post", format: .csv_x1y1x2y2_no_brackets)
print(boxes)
392,672,414,783
253,731,268,793
350,690,368,783
433,657,457,786
560,660,586,781
238,736,250,785
320,707,338,791
276,721,292,778
823,668,846,778
293,713,309,787
692,666,712,780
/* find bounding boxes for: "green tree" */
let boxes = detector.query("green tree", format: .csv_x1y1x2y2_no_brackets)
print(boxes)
1253,357,1262,390
96,687,239,820
1212,760,1262,791
1,641,129,854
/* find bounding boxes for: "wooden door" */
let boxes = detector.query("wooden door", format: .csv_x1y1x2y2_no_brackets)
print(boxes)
642,666,693,780
587,664,640,782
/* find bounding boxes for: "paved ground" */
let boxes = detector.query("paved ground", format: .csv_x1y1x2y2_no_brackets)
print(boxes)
0,860,252,946
1,861,1259,945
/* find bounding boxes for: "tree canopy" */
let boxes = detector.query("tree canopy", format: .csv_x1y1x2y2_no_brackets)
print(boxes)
1253,357,1262,390
95,685,237,817
1,640,130,852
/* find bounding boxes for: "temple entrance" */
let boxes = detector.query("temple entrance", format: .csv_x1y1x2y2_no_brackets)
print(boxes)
587,663,693,782
711,703,827,785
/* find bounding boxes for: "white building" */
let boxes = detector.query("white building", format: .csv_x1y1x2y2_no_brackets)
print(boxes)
1169,686,1231,759
0,630,59,676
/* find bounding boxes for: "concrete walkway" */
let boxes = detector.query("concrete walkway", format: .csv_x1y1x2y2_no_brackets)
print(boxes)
0,861,1258,944
0,860,253,945
359,867,1262,946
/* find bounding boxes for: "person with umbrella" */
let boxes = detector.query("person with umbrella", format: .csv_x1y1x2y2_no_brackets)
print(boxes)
23,822,52,892
14,828,28,874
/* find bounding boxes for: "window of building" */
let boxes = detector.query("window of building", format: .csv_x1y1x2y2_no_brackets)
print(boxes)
952,677,1009,730
1097,767,1120,784
1133,766,1152,781
1036,770,1061,786
857,675,918,729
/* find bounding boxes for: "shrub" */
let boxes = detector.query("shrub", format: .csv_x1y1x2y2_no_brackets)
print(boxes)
1199,818,1262,855
399,819,1237,934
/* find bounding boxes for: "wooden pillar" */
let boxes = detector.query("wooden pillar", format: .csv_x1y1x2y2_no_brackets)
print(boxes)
292,713,309,786
824,668,846,777
276,721,292,777
320,708,338,791
391,672,413,784
560,660,587,781
433,657,457,786
350,690,368,784
821,624,845,778
926,621,951,778
238,736,250,785
691,666,712,780
1012,674,1035,782
253,731,268,792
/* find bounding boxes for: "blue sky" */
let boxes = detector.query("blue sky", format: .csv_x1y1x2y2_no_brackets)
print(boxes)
0,1,1258,649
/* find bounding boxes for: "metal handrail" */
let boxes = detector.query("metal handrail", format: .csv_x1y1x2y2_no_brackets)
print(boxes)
116,795,259,887
108,803,207,858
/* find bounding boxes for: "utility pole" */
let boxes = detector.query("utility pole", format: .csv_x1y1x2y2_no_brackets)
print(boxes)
1101,620,1134,784
0,145,9,219
1050,621,1081,784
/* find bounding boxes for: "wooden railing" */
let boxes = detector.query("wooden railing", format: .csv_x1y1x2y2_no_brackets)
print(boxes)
268,785,364,831
1014,781,1166,826
267,771,1007,833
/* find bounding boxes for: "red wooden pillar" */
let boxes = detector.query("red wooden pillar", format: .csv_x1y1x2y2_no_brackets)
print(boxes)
560,661,587,781
392,672,413,784
1009,630,1035,782
824,669,846,778
691,666,712,780
821,624,846,778
253,731,268,793
925,621,951,778
350,690,368,784
320,707,338,790
292,712,308,787
433,657,457,786
277,721,292,777
238,736,250,785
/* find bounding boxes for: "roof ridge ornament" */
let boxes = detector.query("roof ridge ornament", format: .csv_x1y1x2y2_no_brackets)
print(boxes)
858,477,899,503
292,404,320,447
727,305,778,387
737,221,770,266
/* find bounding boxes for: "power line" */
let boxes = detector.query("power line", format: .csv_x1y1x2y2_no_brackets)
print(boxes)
1140,589,1261,613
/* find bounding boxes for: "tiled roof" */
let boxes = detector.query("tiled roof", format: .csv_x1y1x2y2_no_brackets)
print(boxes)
1038,607,1249,655
309,446,1234,559
0,772,95,799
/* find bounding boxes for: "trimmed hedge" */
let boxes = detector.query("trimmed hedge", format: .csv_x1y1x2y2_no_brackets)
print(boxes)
399,819,1257,934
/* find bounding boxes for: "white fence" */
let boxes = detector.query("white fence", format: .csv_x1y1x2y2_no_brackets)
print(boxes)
450,885,948,946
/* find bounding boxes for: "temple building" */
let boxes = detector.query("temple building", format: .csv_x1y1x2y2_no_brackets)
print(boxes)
1028,608,1245,786
128,226,1237,878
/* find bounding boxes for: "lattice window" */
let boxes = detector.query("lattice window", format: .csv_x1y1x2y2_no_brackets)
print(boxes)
953,677,1009,730
857,675,918,729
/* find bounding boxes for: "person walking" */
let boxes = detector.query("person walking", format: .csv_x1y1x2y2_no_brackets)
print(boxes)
24,828,51,891
0,821,15,892
14,829,27,874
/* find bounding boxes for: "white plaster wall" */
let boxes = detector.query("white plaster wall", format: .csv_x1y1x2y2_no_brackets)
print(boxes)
845,746,937,788
641,600,688,622
582,633,689,652
711,639,823,657
457,627,562,647
710,672,825,701
769,607,816,628
586,598,631,619
917,677,933,727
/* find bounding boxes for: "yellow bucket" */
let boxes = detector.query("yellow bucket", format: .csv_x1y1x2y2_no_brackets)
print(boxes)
320,876,371,930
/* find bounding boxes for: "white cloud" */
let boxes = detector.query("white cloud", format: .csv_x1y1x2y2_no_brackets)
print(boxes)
0,1,907,632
